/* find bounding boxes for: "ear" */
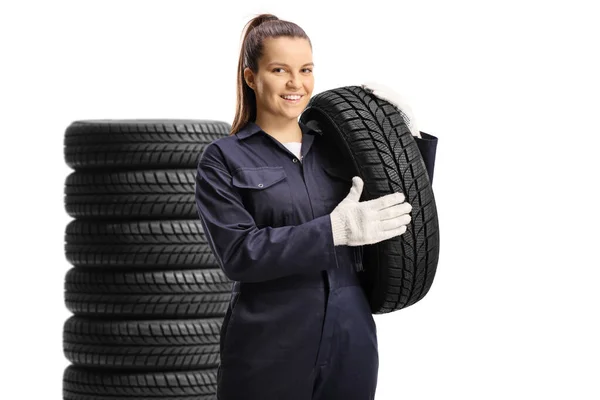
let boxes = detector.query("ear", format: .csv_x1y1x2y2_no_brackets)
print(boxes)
243,68,255,90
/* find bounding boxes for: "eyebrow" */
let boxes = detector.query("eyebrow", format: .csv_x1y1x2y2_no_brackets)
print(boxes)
267,62,314,67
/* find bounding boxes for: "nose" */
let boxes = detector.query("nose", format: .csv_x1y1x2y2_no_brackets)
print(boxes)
287,73,302,89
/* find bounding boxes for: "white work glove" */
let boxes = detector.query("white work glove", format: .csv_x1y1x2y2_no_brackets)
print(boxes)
361,81,421,138
330,176,412,246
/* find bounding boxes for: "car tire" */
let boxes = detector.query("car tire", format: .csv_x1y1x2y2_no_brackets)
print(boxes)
64,169,197,219
64,267,230,318
64,219,218,268
300,85,440,313
63,365,217,399
63,316,221,370
64,119,230,169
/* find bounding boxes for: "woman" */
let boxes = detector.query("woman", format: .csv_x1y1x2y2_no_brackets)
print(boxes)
195,13,424,400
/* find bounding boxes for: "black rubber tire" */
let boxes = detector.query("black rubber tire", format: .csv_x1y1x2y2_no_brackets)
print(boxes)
63,119,229,170
64,169,195,195
299,85,440,314
65,193,196,219
63,316,221,370
65,291,230,318
64,267,231,318
63,365,217,399
64,220,218,268
64,169,197,219
64,268,231,295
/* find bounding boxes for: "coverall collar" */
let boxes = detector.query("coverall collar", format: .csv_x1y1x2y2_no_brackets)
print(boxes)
236,120,324,140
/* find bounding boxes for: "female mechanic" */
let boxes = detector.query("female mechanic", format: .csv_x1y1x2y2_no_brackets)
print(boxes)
194,13,430,400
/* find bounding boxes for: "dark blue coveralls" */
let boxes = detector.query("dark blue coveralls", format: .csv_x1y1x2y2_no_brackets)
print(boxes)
194,120,437,400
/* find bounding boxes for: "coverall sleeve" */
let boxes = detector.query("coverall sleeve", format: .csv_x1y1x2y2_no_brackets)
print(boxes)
194,144,339,283
414,131,438,184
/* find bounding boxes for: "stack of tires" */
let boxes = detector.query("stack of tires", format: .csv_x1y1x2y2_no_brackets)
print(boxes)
62,119,231,400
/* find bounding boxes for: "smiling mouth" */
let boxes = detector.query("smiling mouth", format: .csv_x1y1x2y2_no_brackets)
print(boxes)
280,95,304,103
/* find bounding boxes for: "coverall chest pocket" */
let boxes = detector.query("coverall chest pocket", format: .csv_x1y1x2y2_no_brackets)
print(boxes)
232,166,293,227
322,166,354,212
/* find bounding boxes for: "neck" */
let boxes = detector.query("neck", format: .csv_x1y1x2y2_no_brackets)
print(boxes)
255,114,302,143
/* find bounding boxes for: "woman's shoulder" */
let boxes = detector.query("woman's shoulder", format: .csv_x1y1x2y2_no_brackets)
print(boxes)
198,135,230,162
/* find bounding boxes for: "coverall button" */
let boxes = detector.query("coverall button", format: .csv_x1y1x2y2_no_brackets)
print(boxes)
258,183,264,187
293,158,298,163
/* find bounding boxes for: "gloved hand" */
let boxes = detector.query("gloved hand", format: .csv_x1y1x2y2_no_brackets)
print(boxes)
361,81,421,138
330,176,412,246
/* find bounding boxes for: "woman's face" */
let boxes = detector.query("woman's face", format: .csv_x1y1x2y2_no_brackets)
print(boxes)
244,36,314,122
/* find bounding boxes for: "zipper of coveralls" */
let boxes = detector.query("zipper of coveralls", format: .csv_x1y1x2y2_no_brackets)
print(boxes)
291,142,333,369
281,142,364,273
281,142,334,269
275,139,355,274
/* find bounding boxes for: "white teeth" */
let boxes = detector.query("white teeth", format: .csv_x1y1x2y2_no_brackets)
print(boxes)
282,95,302,100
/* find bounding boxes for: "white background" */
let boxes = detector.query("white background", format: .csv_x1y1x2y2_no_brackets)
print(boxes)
1,0,599,399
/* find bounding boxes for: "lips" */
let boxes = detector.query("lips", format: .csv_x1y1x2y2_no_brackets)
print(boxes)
281,95,303,104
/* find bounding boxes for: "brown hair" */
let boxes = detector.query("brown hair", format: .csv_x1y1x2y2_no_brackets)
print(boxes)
230,13,312,136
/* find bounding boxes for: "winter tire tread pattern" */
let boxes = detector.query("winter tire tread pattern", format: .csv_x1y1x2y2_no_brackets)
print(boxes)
64,119,230,169
300,86,440,313
63,365,217,399
63,316,222,370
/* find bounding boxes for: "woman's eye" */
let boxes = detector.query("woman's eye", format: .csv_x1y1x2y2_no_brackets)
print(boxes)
272,68,312,73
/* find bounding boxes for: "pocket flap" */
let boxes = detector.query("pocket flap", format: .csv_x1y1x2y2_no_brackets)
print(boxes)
232,167,287,189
